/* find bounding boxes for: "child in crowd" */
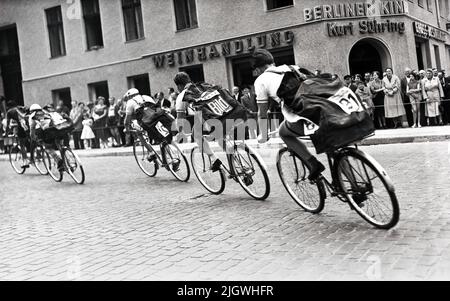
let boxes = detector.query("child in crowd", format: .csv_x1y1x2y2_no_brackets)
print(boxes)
81,113,95,149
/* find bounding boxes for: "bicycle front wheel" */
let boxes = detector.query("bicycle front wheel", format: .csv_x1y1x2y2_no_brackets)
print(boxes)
133,140,158,177
230,144,270,201
190,146,225,195
63,149,85,184
9,144,26,174
33,145,49,175
43,151,63,182
277,147,325,213
163,143,190,182
336,150,399,229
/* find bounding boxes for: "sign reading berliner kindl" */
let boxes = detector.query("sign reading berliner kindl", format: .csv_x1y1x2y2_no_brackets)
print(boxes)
304,0,408,22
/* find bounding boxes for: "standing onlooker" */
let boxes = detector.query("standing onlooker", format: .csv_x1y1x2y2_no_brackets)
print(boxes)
240,87,258,139
440,71,450,125
364,72,372,85
70,101,85,149
56,100,70,116
422,69,444,126
107,97,121,147
383,68,405,128
81,113,95,149
344,75,358,92
369,71,386,129
156,92,171,110
232,86,241,103
92,96,109,149
355,82,374,118
400,68,413,127
418,70,427,126
406,73,422,128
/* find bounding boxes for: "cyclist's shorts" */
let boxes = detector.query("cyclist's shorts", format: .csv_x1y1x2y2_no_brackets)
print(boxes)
17,126,28,139
203,106,248,138
37,127,71,145
281,119,307,137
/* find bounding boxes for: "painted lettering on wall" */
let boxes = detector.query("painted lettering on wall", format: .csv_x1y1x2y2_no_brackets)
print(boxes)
327,20,405,37
413,21,447,43
304,0,408,22
152,31,295,69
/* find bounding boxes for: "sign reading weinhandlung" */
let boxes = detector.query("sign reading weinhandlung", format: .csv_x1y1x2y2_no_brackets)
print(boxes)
152,31,295,69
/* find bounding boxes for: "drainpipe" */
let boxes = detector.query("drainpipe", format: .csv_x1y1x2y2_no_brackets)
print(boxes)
435,0,441,28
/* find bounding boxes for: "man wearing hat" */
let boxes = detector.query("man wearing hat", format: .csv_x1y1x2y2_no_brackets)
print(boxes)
438,70,450,125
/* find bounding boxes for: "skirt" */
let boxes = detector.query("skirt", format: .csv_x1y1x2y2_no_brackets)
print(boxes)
81,126,95,140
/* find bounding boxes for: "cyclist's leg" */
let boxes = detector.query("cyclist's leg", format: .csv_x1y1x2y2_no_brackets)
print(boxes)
279,120,324,180
192,113,222,171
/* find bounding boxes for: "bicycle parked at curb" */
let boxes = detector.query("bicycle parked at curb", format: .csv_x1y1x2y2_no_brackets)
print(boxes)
43,137,85,185
190,125,270,201
275,132,400,229
130,121,190,182
7,134,48,176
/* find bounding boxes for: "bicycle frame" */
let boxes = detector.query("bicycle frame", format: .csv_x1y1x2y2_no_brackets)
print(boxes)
130,129,170,168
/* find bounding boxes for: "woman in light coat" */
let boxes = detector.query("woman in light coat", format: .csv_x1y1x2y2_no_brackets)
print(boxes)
422,69,444,126
382,68,406,128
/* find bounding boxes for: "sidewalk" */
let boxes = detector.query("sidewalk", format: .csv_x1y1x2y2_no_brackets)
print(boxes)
1,126,449,160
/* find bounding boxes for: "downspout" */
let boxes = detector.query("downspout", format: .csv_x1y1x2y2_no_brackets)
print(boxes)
435,0,441,28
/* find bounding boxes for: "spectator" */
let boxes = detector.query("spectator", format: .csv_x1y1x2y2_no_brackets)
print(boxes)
406,73,422,128
382,68,405,128
107,97,122,147
439,70,450,125
156,92,171,110
92,96,109,149
422,69,444,126
355,82,374,118
369,71,386,129
0,111,4,153
232,86,241,103
240,87,258,139
364,72,372,85
70,101,85,150
81,113,95,149
344,75,358,92
56,100,70,116
400,67,413,127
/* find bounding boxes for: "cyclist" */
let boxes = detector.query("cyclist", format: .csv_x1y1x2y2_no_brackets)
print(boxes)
252,49,325,180
4,100,30,168
174,72,248,173
28,104,64,172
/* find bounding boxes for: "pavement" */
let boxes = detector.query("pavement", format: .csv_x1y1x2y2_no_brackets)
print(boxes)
1,141,450,281
1,126,448,160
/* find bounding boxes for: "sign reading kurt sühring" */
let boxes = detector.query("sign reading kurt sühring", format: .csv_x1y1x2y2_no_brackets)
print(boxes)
327,19,405,37
304,0,408,22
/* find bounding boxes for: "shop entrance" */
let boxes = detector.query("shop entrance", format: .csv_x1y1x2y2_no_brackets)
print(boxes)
0,25,24,105
349,38,391,76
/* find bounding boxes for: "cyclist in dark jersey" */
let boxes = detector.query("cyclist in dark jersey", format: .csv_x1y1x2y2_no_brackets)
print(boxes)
4,101,30,168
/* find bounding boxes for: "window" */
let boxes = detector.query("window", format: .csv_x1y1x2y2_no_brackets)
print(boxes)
88,81,109,101
173,0,198,31
122,0,144,41
434,45,441,70
266,0,294,10
52,88,72,109
426,0,433,12
45,6,66,57
127,74,151,96
179,64,204,83
418,0,424,8
81,0,104,50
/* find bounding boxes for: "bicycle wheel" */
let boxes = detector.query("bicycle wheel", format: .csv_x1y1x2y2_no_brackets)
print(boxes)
277,147,325,213
33,145,49,175
336,150,399,229
9,144,26,174
63,148,85,184
230,143,270,201
43,151,63,182
163,143,190,182
190,146,225,195
133,139,158,177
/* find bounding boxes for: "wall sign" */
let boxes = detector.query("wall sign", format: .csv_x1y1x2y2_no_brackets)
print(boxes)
152,31,295,69
413,21,447,43
327,19,405,37
304,0,408,22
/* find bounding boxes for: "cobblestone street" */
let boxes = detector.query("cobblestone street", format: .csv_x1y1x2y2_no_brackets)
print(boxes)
1,141,450,281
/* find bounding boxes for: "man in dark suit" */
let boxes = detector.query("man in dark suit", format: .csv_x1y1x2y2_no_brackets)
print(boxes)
439,71,450,125
400,67,414,127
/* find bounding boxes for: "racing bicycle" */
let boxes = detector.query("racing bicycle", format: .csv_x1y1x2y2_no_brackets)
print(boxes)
7,134,48,176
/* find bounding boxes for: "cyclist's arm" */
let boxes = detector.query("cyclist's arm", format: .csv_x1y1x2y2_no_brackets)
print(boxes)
124,101,135,132
4,112,11,135
29,118,37,141
257,101,269,143
175,92,189,135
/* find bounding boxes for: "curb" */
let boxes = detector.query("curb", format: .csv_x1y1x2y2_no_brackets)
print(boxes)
1,135,449,161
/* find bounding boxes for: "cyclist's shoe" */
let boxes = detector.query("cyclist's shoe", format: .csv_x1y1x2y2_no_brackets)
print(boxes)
21,160,30,169
352,193,368,208
243,175,254,186
210,159,223,173
147,153,157,163
171,159,181,172
57,158,64,172
307,157,325,181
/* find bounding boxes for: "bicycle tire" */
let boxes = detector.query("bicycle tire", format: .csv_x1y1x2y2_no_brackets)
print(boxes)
335,149,399,229
43,150,63,182
230,144,270,201
33,145,49,175
163,143,190,182
276,147,325,213
133,139,158,177
190,146,226,195
64,148,85,185
9,144,26,175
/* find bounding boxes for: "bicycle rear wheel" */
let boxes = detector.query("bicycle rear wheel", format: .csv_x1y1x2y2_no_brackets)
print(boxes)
63,149,85,184
133,139,158,177
9,144,26,174
230,143,270,201
190,146,225,195
336,150,399,229
277,147,325,213
43,151,63,182
33,145,48,175
163,143,190,182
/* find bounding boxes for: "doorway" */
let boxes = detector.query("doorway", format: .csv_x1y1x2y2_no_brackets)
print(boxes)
349,38,391,75
0,25,24,105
